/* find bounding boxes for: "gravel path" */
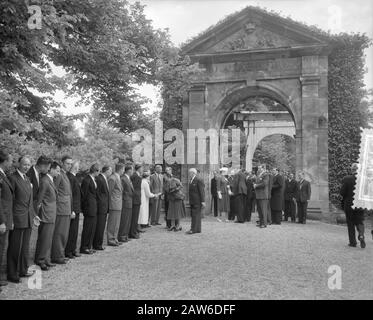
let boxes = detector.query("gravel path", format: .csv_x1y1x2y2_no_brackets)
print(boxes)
1,215,372,300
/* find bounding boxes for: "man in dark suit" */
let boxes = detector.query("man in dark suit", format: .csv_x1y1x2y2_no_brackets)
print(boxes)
51,155,73,264
107,163,124,246
130,164,143,239
27,155,50,214
65,160,82,259
118,164,134,243
254,165,270,228
231,169,247,223
35,161,59,271
245,172,256,222
7,156,40,283
267,170,273,225
150,164,163,225
210,171,218,217
340,163,366,248
270,168,285,225
93,165,112,250
284,173,297,222
187,168,205,234
0,150,13,287
296,171,311,224
80,164,100,254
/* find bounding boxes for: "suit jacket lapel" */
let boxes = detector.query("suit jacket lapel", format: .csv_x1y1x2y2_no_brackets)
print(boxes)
16,171,31,195
0,171,13,193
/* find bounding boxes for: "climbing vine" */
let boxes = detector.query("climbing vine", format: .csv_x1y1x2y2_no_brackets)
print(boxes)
328,33,372,207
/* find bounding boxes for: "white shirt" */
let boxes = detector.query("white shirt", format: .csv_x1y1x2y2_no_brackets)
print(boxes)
17,169,26,180
33,166,40,185
101,173,109,189
46,174,54,183
0,167,5,176
190,175,196,184
89,174,97,188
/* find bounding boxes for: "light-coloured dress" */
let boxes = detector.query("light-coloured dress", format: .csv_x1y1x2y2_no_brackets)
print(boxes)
138,178,155,225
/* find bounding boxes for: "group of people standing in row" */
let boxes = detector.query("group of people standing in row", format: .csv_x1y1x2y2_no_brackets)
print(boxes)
210,165,311,228
0,149,205,293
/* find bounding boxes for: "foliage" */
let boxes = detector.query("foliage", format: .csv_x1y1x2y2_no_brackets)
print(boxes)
253,135,295,173
328,33,372,207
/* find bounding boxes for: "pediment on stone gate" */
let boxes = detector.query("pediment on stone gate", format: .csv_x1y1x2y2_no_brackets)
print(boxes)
181,6,329,55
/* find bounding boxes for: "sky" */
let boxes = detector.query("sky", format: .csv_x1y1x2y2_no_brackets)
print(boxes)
62,0,373,117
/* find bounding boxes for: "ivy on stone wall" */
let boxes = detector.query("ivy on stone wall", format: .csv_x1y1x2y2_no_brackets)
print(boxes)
328,33,372,207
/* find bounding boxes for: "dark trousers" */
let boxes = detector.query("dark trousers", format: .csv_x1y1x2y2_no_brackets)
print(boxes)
129,204,140,237
51,215,70,261
345,209,365,245
245,197,253,221
297,201,308,223
284,200,296,221
0,230,9,281
190,204,202,233
235,194,246,223
93,213,107,248
228,196,235,220
150,197,162,224
118,206,132,240
271,210,282,224
212,195,218,217
65,213,80,255
267,199,272,224
257,199,269,226
35,222,55,264
7,228,31,280
80,215,97,251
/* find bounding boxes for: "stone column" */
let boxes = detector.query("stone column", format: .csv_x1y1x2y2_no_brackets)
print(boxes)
300,55,329,213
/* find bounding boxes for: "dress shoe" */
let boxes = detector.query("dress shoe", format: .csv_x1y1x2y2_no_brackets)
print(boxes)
129,234,140,239
94,246,105,251
46,262,56,267
108,241,119,247
80,249,93,254
20,270,35,277
90,249,96,254
174,226,182,232
65,253,75,259
0,280,8,286
37,263,49,271
73,252,81,258
151,222,156,226
52,259,67,264
168,226,175,231
137,229,145,233
155,223,162,226
358,235,366,249
348,243,357,247
186,230,194,235
7,277,20,284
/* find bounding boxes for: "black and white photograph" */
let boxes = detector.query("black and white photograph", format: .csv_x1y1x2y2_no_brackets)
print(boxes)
0,0,373,305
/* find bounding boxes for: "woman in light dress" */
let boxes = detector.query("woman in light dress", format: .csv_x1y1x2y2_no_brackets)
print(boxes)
216,167,232,222
138,170,160,229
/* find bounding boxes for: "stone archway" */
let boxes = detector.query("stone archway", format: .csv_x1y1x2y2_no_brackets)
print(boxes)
180,7,331,216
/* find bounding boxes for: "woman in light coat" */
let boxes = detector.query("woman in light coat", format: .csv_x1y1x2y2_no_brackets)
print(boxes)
138,170,160,228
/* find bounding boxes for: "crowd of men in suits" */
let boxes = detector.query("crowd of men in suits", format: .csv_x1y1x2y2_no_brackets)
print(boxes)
0,150,206,292
1,148,371,294
210,164,312,228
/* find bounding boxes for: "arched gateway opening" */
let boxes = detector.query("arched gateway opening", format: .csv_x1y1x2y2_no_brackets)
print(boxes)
222,94,296,172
